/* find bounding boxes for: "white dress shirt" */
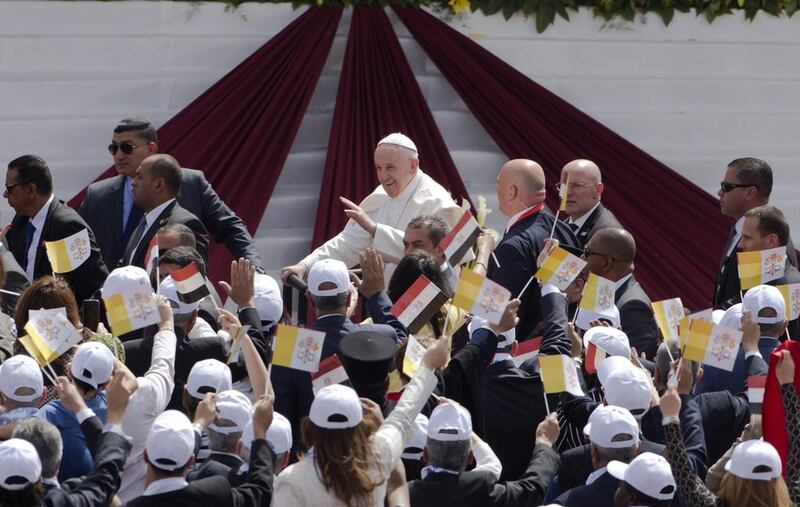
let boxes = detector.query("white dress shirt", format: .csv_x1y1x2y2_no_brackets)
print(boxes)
585,466,608,485
25,194,54,279
568,202,601,229
127,198,175,264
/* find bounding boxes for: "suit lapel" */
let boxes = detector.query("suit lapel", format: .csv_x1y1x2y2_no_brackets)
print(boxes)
109,175,125,251
33,200,59,275
576,204,603,240
133,200,176,264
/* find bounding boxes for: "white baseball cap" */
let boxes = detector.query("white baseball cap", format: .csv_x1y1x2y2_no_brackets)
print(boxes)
0,355,43,402
584,327,630,359
241,412,293,455
725,439,782,480
101,265,152,297
600,363,652,419
580,305,621,330
597,356,634,385
309,384,363,429
607,452,676,501
159,275,199,316
402,414,429,460
0,438,41,491
253,273,283,331
719,303,744,330
208,390,252,435
186,359,232,399
377,132,418,155
743,285,786,324
583,405,640,448
146,410,196,472
711,309,726,325
307,259,351,297
70,342,114,390
428,403,472,442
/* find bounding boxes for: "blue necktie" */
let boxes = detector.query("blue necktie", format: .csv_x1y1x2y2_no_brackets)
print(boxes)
122,204,144,250
22,222,36,270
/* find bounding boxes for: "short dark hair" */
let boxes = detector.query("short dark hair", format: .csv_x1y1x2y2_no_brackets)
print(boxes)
744,205,790,246
158,223,197,249
310,293,348,312
729,157,772,201
147,154,182,196
114,117,158,144
7,155,53,196
0,481,45,506
618,480,673,507
158,246,206,277
406,215,450,247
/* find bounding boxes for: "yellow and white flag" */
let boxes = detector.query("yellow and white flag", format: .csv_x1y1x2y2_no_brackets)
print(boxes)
22,310,82,364
683,319,743,372
403,335,427,379
535,247,587,291
776,283,800,320
44,228,92,273
558,174,570,211
452,268,511,325
738,246,786,290
273,324,325,373
103,287,160,336
652,298,684,344
539,354,583,396
579,273,616,314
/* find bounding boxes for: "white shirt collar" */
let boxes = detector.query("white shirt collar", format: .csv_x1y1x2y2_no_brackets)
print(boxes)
569,202,601,229
43,476,59,488
144,198,176,230
505,205,538,233
30,194,54,231
726,216,746,258
585,466,607,485
142,477,189,496
491,352,512,365
614,273,634,292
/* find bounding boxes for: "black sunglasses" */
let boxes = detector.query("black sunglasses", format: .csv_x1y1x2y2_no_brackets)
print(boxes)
584,245,616,261
720,181,758,193
108,142,143,156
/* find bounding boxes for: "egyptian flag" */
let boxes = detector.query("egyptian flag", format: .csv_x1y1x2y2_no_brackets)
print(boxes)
512,336,542,367
747,375,766,415
171,262,210,304
144,234,159,280
439,211,480,267
311,354,350,395
391,275,447,334
762,340,800,476
584,341,608,375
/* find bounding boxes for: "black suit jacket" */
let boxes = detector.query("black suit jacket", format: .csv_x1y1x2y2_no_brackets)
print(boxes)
188,452,246,484
615,275,659,359
572,203,622,247
0,242,28,307
695,390,750,465
6,198,108,303
79,171,262,270
554,470,619,507
126,438,275,507
44,423,132,507
488,208,580,341
126,199,208,268
408,443,559,507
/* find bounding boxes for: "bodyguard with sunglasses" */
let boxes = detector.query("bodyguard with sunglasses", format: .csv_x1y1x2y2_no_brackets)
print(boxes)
712,158,797,310
78,118,263,270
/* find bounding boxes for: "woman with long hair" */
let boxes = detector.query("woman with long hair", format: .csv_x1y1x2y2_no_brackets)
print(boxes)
660,350,800,507
273,333,449,506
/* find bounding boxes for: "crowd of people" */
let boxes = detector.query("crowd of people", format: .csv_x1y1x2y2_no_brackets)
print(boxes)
0,117,798,507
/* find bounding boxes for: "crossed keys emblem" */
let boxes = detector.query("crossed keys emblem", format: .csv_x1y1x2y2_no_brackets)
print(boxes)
555,261,580,285
127,293,155,320
479,287,506,316
710,331,737,363
763,253,785,277
296,337,320,365
69,237,89,261
39,318,61,344
597,286,614,311
792,291,800,318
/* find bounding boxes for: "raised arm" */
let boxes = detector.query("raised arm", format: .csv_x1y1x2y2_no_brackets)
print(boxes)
776,350,800,504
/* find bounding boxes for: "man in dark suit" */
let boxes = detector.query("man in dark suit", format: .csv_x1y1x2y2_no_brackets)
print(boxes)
560,159,622,247
124,154,209,268
482,285,571,481
488,159,580,341
738,205,800,337
713,158,797,310
4,155,108,303
78,118,262,270
584,227,659,359
408,402,560,507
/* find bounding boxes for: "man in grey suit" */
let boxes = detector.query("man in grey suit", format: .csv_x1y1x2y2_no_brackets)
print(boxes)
78,118,263,269
560,159,622,247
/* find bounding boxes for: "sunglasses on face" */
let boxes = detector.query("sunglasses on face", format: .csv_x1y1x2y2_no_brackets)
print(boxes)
719,181,758,193
108,142,143,156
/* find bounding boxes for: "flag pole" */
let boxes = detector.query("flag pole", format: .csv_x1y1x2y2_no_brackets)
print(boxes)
549,174,569,241
491,251,501,268
45,362,57,383
40,365,56,385
517,276,536,299
543,392,550,415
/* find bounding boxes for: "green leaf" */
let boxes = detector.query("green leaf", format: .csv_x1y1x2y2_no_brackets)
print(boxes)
483,0,506,14
536,0,556,31
787,0,799,15
557,2,571,19
502,0,519,18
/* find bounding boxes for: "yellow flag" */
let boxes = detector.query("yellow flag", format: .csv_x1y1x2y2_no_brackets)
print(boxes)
44,228,91,273
18,335,49,367
651,298,684,343
452,268,511,325
683,319,742,372
579,273,616,313
402,335,426,379
558,174,570,211
737,246,786,289
539,354,583,395
776,283,800,320
535,247,587,291
273,325,325,372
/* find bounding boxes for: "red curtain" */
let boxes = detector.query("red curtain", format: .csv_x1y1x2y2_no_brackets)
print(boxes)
311,4,471,249
394,6,729,309
70,6,343,283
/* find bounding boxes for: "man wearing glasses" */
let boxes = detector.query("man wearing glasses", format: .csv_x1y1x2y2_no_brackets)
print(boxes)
713,158,797,310
559,159,622,247
78,118,262,270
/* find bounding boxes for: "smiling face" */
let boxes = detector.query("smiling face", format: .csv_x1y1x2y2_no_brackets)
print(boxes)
374,145,417,198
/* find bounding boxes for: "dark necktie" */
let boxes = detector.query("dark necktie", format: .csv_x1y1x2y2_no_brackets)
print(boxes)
21,222,36,270
569,222,579,232
122,204,144,250
122,217,148,265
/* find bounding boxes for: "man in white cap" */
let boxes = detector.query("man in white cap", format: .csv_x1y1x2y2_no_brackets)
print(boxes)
559,159,622,247
281,132,465,285
553,405,641,507
238,411,293,477
409,400,560,507
126,394,276,507
608,452,676,507
743,284,789,360
36,341,115,482
0,354,44,424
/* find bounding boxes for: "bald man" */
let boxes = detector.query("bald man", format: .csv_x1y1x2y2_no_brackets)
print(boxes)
282,133,466,285
560,159,622,247
583,227,659,359
489,159,580,341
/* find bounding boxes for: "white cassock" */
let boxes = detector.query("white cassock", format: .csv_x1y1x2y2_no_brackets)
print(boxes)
300,169,469,283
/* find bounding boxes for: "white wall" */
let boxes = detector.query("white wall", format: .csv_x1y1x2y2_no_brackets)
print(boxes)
0,1,798,275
